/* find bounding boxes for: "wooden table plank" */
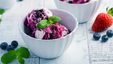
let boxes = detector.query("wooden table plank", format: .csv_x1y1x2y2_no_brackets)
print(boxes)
40,24,90,64
0,0,44,64
43,0,57,9
0,0,45,44
40,0,90,64
87,0,113,64
0,0,112,64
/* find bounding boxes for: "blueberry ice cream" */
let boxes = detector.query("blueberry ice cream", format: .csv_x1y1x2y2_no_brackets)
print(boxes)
60,0,91,4
24,7,70,40
25,8,53,30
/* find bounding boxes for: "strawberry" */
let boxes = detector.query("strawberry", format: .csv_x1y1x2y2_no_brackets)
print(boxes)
92,7,113,32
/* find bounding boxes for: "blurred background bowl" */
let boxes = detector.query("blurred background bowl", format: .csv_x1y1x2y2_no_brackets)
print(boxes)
0,0,16,9
54,0,102,23
19,9,78,58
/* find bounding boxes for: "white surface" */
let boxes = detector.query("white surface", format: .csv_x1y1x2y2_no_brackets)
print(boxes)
0,0,112,64
0,0,17,9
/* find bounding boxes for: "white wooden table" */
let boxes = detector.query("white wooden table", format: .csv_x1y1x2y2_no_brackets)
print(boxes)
0,0,113,64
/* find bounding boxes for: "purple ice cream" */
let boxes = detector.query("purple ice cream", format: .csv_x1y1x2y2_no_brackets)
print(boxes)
24,7,70,40
25,8,53,30
60,0,91,4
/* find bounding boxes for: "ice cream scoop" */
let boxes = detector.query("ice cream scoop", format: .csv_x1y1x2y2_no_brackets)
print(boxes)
26,7,53,30
24,7,70,40
34,23,69,39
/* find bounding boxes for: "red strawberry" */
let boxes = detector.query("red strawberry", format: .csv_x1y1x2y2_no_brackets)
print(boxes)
92,13,113,32
92,7,113,32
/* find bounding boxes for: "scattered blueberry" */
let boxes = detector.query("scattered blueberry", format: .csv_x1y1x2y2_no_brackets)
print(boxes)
11,40,18,48
102,35,108,42
6,45,15,51
68,1,73,4
106,30,113,37
19,0,23,1
0,42,8,50
93,33,101,40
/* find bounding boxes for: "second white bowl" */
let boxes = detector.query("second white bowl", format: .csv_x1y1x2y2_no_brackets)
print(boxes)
54,0,102,23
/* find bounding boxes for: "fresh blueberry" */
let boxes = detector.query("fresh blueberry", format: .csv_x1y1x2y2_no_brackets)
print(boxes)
93,33,101,40
102,35,108,42
68,1,73,4
106,30,113,37
19,0,23,1
11,40,18,48
0,42,8,50
6,45,15,51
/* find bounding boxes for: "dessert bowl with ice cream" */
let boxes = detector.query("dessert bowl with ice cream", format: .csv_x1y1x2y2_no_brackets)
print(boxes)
54,0,102,23
19,7,78,58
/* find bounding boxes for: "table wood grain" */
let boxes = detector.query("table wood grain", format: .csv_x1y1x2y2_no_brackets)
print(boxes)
0,0,113,64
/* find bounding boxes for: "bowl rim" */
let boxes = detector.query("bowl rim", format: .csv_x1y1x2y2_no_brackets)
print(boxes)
56,0,99,5
18,9,78,41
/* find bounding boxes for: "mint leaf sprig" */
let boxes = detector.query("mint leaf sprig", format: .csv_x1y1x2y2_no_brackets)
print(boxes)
0,10,5,22
106,7,113,16
0,18,2,22
1,47,30,64
0,10,5,15
37,15,61,29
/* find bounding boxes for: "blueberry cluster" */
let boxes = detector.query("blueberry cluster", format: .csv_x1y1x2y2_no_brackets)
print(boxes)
93,30,113,42
0,40,18,51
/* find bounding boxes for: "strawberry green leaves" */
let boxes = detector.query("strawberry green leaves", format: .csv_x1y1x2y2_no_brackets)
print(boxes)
0,10,5,22
1,47,30,64
37,15,61,29
106,7,113,16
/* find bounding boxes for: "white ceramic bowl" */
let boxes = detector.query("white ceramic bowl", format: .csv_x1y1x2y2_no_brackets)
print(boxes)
19,9,78,58
54,0,102,23
0,0,16,9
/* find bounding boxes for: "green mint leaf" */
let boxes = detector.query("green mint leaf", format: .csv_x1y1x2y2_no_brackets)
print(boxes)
0,10,5,15
1,50,17,64
17,47,30,58
37,20,50,28
16,49,20,56
107,7,113,16
18,56,25,64
48,15,61,24
0,18,2,22
48,20,53,24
